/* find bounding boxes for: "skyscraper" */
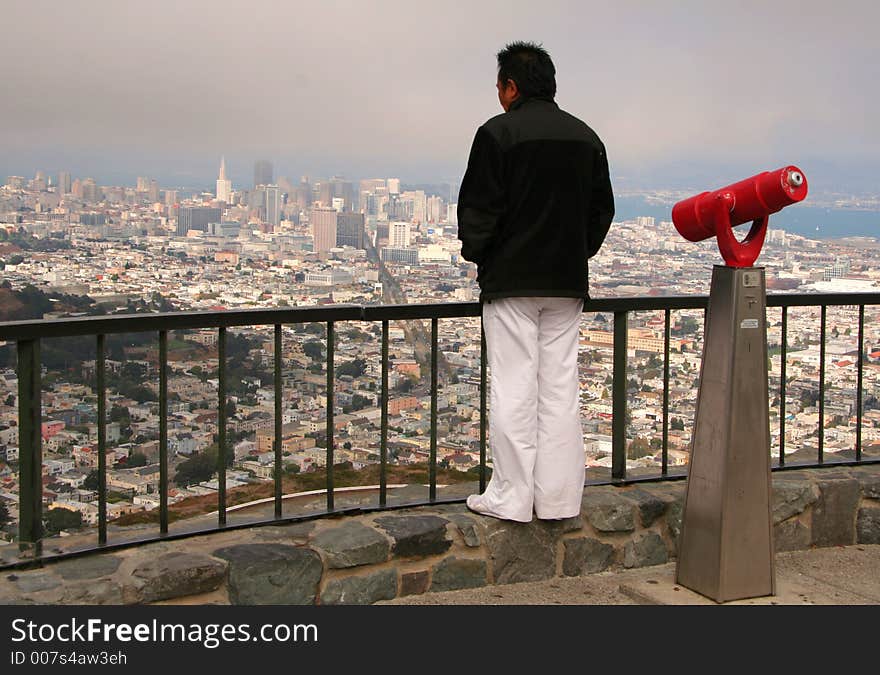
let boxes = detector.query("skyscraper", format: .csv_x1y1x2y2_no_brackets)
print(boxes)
81,178,100,203
336,212,366,249
310,207,338,253
427,195,443,223
216,156,232,203
177,206,222,236
390,221,411,247
254,160,273,188
57,171,71,195
264,185,281,227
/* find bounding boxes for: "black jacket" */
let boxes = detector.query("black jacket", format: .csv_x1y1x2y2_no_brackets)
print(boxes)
457,96,614,302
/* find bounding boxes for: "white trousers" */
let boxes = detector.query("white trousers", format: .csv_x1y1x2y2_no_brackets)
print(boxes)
479,296,585,521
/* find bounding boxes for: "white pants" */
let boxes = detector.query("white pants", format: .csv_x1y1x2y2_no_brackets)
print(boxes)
479,296,585,521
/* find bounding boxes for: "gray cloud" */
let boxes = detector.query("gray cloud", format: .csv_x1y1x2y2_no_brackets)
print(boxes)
2,0,877,189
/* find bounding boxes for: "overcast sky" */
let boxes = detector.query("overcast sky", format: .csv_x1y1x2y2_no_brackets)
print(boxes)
2,1,878,192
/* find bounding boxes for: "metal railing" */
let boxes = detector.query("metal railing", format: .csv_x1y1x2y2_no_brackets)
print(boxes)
0,292,878,566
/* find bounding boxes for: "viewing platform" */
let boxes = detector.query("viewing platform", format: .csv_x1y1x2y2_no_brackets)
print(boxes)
1,464,878,604
1,294,879,603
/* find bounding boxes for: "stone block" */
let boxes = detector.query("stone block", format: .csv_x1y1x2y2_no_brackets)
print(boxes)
312,521,390,569
447,514,482,547
62,580,124,605
623,488,671,527
430,557,487,592
320,569,397,605
857,505,880,544
13,573,61,594
581,488,636,532
666,496,685,547
623,532,668,569
132,551,227,603
811,478,860,547
400,570,430,596
252,521,315,544
851,470,880,500
373,515,451,558
774,518,811,552
773,480,819,524
214,544,323,605
53,555,122,581
485,520,558,584
562,537,615,576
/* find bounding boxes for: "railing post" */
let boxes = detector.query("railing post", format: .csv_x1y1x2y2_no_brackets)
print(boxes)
612,311,628,481
479,316,488,493
326,320,335,511
380,320,389,506
159,331,168,535
856,305,864,462
818,305,826,464
662,309,670,476
217,326,227,526
274,324,283,518
429,317,438,502
779,306,788,466
17,339,42,552
96,334,107,545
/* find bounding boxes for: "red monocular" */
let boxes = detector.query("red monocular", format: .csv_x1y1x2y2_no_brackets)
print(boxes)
671,166,808,267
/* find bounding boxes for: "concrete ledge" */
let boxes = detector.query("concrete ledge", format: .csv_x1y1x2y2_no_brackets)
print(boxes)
2,465,878,605
618,544,880,605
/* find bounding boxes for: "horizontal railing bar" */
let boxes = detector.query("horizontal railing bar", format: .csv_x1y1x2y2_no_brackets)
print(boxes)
3,293,878,340
360,303,481,321
764,294,879,308
0,305,365,339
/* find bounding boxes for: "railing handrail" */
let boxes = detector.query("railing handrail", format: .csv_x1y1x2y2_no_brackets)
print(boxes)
3,289,879,566
2,292,879,340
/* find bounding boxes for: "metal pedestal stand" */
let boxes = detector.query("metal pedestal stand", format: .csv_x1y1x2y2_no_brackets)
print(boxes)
675,265,776,602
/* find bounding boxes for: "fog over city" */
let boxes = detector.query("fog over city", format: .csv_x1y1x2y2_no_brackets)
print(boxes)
2,0,878,192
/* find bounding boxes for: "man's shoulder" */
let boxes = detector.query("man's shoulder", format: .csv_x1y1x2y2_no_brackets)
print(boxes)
479,102,605,150
478,111,510,137
555,107,605,148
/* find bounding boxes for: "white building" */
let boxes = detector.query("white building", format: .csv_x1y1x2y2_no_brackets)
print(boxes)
390,221,411,247
216,156,232,203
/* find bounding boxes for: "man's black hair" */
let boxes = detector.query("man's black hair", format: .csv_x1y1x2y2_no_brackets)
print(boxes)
496,41,556,99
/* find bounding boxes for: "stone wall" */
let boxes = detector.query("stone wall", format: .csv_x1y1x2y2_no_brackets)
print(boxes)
2,465,878,605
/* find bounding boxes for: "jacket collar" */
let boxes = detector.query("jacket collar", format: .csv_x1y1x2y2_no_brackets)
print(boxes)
509,95,557,111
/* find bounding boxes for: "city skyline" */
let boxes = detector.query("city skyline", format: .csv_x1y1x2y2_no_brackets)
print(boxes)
2,1,879,193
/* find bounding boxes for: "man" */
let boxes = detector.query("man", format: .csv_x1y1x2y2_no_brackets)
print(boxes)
457,41,614,522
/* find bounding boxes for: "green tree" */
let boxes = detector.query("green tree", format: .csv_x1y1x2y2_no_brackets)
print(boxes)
173,452,215,487
109,404,130,423
670,417,685,431
44,508,83,534
304,323,326,337
126,451,148,468
395,376,415,393
83,469,101,491
337,358,366,378
627,437,651,460
0,499,10,529
303,341,324,361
